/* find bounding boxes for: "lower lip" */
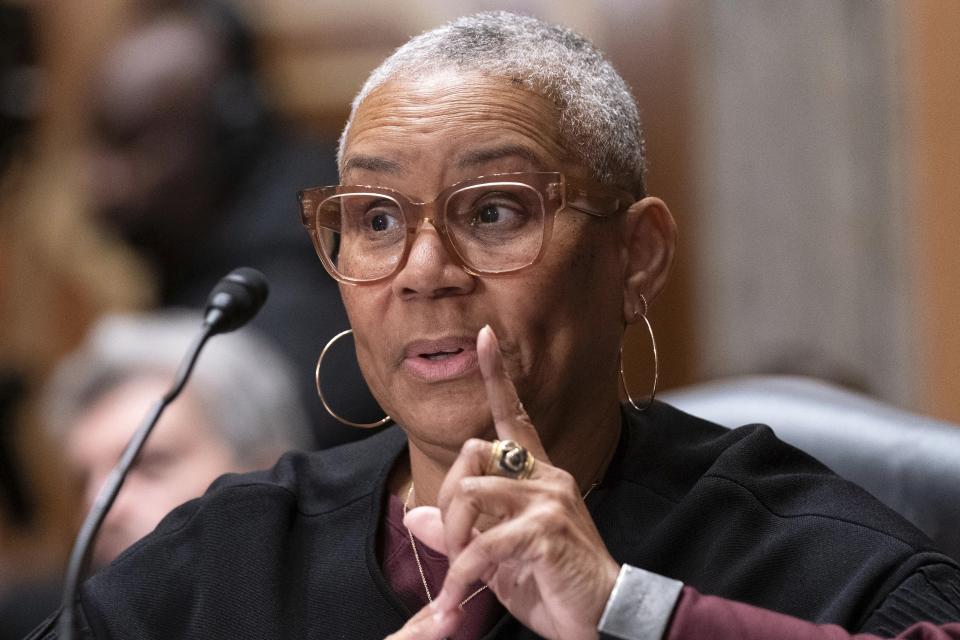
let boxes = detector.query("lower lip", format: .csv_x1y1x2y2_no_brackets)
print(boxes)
402,349,479,382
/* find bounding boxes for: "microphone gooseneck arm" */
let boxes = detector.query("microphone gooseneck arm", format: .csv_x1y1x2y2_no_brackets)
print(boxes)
58,267,269,639
58,322,214,639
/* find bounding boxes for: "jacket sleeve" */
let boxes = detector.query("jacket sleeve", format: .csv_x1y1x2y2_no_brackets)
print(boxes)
667,586,960,640
599,564,960,640
858,563,960,636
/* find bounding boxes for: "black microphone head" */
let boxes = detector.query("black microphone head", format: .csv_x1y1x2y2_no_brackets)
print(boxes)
203,267,269,334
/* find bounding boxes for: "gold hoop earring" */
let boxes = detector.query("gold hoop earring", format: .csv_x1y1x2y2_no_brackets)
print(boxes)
315,329,391,428
620,294,658,412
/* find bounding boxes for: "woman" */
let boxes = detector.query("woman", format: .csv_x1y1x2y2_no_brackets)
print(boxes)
31,12,960,640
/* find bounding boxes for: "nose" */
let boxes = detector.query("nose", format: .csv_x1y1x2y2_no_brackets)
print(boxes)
390,220,476,300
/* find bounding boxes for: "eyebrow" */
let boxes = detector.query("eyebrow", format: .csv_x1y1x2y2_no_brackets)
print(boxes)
341,154,404,175
455,144,548,170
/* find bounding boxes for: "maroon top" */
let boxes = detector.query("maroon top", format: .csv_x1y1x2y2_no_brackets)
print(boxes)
669,586,960,640
380,492,504,639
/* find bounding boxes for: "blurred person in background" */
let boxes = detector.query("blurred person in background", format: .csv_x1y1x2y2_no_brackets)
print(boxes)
0,372,42,640
0,0,39,533
44,311,312,567
1,309,312,637
0,7,62,637
83,0,381,447
0,1,37,178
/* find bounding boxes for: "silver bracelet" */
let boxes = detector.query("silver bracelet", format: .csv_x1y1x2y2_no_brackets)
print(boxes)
597,564,684,640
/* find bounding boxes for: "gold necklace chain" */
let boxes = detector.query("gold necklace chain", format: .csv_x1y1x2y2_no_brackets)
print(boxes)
404,484,488,608
402,481,600,609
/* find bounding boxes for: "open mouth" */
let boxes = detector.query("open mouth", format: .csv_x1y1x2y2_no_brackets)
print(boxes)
403,338,478,381
420,348,465,361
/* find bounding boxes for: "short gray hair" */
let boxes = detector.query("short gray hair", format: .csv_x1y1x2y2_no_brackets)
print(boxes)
44,311,312,466
339,11,646,196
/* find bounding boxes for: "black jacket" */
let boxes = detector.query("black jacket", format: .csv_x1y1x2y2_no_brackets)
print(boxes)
30,402,960,638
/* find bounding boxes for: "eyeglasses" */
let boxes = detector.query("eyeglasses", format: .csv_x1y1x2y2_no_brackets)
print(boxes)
298,172,634,285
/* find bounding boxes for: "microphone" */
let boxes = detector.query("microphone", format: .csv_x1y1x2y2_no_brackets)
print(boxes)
203,267,269,335
58,267,269,640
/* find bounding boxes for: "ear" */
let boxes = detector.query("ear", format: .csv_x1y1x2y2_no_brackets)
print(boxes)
620,196,678,324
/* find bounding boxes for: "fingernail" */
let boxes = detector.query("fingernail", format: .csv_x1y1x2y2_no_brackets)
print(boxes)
481,326,502,362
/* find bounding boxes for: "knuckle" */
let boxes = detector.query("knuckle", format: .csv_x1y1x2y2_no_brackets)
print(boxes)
515,409,535,427
539,483,565,505
463,438,489,457
457,476,482,498
436,484,453,511
477,535,500,564
513,398,528,420
553,472,580,504
534,500,567,525
454,477,488,514
471,533,495,561
541,534,570,565
557,469,578,494
538,475,575,506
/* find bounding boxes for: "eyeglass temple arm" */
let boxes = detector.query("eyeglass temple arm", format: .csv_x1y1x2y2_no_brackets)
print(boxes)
298,192,315,228
560,179,635,218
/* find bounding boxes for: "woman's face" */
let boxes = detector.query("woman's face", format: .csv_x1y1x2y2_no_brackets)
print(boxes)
338,72,627,454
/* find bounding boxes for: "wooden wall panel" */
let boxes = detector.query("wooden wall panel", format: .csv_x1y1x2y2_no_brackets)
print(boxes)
903,1,960,422
686,2,915,406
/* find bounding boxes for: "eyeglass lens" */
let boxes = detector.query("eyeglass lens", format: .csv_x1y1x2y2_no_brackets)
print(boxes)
314,182,547,281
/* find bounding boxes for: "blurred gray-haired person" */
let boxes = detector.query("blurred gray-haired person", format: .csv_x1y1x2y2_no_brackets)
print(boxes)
44,311,311,567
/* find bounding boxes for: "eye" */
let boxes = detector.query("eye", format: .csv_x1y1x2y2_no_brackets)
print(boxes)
361,200,403,233
469,199,527,228
476,204,508,225
135,449,176,481
370,212,393,231
446,185,540,244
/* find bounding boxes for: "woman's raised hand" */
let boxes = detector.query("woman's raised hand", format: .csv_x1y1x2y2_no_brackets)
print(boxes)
387,325,620,640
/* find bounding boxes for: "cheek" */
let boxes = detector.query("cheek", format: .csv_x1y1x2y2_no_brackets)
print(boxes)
340,287,379,365
567,225,623,316
534,227,615,321
339,286,398,397
486,270,559,358
154,452,228,511
502,230,620,376
340,284,378,332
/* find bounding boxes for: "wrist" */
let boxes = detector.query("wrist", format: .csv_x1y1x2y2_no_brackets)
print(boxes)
597,565,684,640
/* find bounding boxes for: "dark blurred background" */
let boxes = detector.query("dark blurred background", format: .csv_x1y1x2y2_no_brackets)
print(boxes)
1,0,958,634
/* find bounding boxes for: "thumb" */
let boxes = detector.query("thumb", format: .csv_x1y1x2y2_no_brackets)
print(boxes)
404,506,448,554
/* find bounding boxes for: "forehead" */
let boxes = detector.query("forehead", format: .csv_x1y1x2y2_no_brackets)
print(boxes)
341,72,572,186
68,377,207,445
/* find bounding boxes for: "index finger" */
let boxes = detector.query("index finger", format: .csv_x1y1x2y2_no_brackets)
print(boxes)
383,601,462,640
477,325,549,463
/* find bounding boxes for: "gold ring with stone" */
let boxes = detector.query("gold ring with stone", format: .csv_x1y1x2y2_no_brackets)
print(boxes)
487,439,535,480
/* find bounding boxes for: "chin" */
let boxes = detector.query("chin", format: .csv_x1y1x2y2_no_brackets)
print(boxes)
392,390,495,450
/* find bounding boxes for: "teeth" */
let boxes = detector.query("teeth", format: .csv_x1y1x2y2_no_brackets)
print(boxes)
421,348,464,361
